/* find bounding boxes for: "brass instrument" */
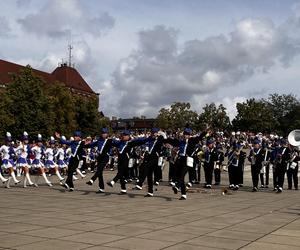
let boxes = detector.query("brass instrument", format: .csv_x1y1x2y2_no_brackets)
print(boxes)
288,130,300,148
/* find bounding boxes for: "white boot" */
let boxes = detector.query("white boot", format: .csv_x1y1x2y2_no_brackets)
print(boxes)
25,173,34,186
55,170,64,181
6,177,11,188
34,175,39,187
0,172,8,183
23,176,27,188
76,168,86,178
42,172,52,186
17,168,21,177
11,171,20,184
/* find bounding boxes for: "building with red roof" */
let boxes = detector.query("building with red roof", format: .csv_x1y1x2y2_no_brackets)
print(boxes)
0,59,98,98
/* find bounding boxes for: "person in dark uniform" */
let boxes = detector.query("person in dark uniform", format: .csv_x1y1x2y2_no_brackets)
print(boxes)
237,144,247,187
166,128,207,200
106,130,145,195
287,147,299,190
248,140,265,192
85,128,112,193
214,143,224,185
226,144,241,190
133,128,167,196
273,139,291,193
259,143,270,188
56,131,85,192
203,139,218,189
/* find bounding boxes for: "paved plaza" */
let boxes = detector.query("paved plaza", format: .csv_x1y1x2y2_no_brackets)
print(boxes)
0,166,299,250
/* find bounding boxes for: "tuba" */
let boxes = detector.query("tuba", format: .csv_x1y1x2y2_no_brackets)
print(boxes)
288,130,300,147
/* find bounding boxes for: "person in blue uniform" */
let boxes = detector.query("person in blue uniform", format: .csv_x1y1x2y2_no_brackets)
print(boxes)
165,128,207,200
272,139,291,193
133,128,167,197
287,147,299,190
55,131,85,191
248,140,265,192
85,128,113,193
203,139,218,188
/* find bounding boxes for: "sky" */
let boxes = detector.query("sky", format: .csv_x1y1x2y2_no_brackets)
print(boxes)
1,0,300,120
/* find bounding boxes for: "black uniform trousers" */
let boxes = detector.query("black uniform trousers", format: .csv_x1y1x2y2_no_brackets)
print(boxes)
273,163,287,189
112,156,128,190
287,166,298,189
66,156,80,188
214,167,221,184
188,165,196,183
251,163,261,188
137,156,159,187
259,165,270,186
204,162,214,185
237,163,244,185
90,156,109,190
228,165,239,186
168,161,176,182
174,157,189,195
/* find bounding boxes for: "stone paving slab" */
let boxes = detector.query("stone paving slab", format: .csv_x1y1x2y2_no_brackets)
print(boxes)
0,166,299,250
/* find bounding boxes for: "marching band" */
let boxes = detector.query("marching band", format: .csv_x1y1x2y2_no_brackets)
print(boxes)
0,128,299,200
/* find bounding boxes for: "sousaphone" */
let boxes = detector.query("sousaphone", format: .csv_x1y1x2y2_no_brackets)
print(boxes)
288,130,300,147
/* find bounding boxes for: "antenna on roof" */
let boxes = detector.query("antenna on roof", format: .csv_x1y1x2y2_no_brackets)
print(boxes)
68,44,73,67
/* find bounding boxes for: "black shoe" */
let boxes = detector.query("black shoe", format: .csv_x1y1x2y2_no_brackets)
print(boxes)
96,189,105,194
252,187,258,192
144,193,153,197
214,182,220,185
276,187,283,193
179,195,187,200
62,183,69,190
86,180,93,186
107,181,113,187
172,186,178,194
69,188,74,192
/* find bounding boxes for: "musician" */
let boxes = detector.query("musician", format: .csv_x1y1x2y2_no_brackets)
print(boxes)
214,143,224,185
248,140,265,192
166,128,207,199
203,139,218,189
237,144,247,187
259,143,271,188
56,131,85,191
226,144,242,190
273,139,291,193
85,128,113,193
287,146,299,190
107,130,146,194
133,128,166,197
0,132,18,186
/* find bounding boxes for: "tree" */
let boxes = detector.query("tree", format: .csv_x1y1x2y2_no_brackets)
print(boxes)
74,96,110,136
263,93,300,133
280,105,300,136
44,82,77,137
155,102,199,130
232,98,276,133
5,66,50,137
198,103,231,131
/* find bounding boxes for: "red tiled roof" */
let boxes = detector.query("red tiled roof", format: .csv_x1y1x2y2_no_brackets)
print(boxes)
0,59,95,94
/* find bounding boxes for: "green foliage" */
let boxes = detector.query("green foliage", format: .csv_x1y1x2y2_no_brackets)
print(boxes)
0,66,106,139
263,93,300,133
198,103,231,130
155,102,199,130
74,96,110,136
232,98,276,133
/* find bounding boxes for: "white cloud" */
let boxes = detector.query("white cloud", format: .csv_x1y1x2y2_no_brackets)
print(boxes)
0,16,12,37
103,14,300,118
17,0,115,38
